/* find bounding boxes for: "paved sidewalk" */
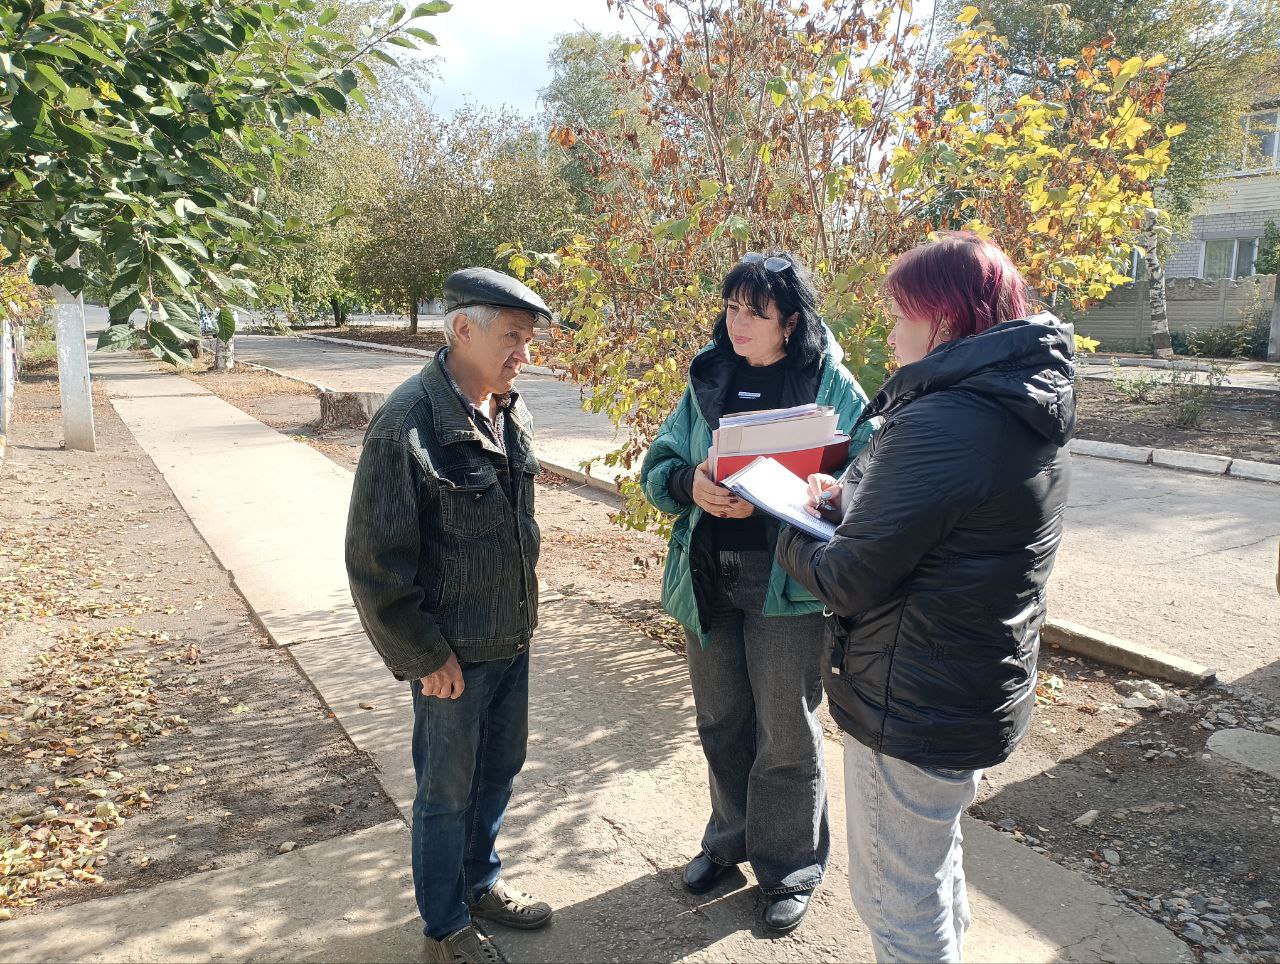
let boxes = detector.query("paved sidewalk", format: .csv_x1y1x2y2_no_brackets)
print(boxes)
1077,357,1280,393
231,334,1280,699
2,345,1191,962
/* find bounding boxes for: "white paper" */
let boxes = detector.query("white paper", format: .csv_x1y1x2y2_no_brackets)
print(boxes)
721,456,836,542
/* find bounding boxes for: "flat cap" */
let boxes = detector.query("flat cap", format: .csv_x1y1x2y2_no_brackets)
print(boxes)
443,267,552,324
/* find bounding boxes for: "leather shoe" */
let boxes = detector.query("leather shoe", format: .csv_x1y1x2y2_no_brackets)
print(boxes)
762,890,812,934
682,852,733,894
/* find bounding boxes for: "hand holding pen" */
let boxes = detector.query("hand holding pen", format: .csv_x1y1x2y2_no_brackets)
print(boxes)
804,473,842,521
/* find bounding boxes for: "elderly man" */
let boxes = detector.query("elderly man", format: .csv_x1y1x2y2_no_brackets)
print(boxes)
345,268,553,964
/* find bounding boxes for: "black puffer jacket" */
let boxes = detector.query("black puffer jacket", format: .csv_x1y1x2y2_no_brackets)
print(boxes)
777,313,1076,769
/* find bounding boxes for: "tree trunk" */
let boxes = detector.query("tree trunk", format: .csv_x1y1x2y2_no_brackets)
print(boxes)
1140,214,1173,359
214,308,237,370
214,335,235,370
330,297,344,328
213,337,234,370
408,299,419,336
1269,276,1280,362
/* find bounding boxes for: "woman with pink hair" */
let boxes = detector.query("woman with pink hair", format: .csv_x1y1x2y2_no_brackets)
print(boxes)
777,231,1076,962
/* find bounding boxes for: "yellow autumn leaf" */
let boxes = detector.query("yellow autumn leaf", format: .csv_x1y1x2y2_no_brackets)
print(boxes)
957,5,979,25
1075,334,1101,354
1166,122,1187,138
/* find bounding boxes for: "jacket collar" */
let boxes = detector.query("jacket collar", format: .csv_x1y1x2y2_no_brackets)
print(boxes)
420,357,525,458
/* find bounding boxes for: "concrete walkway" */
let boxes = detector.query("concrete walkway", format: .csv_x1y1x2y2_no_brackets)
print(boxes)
230,334,1280,701
1077,357,1280,393
1,346,1191,962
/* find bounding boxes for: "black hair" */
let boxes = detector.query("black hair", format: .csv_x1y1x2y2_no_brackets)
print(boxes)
713,250,826,368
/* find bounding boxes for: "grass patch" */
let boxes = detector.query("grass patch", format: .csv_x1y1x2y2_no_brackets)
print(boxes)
21,340,56,371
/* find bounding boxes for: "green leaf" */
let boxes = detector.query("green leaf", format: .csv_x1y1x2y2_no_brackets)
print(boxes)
32,61,69,93
766,77,788,108
389,3,407,23
12,88,42,127
154,251,192,288
313,86,346,110
654,217,691,241
317,7,339,25
404,26,438,44
386,34,418,48
142,329,192,366
411,0,452,14
216,307,236,341
27,256,63,287
97,324,138,352
108,289,143,323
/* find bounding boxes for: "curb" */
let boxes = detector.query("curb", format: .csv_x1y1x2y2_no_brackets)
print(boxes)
1043,618,1217,688
239,361,332,394
538,458,622,499
1069,439,1280,484
298,333,437,359
294,333,566,377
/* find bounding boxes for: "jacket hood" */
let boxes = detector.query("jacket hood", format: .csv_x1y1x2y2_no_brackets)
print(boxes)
689,322,843,425
867,312,1077,445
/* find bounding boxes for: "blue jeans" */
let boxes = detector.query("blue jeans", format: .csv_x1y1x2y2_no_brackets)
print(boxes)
685,550,829,896
843,734,983,963
410,650,529,939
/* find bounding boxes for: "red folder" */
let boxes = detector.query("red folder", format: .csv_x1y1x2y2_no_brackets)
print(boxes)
714,436,850,483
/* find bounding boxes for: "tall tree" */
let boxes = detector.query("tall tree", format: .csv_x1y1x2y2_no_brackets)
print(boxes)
353,106,575,332
0,0,447,367
945,0,1280,356
540,30,655,210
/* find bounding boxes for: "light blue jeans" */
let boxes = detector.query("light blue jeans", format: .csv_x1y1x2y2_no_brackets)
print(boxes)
844,734,983,963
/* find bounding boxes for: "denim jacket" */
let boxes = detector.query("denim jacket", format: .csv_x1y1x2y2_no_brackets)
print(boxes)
345,358,541,681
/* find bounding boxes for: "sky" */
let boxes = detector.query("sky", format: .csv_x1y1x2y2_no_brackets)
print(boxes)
422,0,629,119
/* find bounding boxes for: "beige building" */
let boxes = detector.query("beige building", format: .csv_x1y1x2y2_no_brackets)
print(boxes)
1074,97,1279,352
1166,104,1280,279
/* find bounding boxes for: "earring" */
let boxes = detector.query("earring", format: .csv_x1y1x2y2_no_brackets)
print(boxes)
940,326,952,340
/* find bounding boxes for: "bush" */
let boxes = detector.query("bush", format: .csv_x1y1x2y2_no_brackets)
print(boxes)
1110,359,1162,403
22,317,55,342
1176,299,1271,360
1165,364,1226,429
22,338,56,369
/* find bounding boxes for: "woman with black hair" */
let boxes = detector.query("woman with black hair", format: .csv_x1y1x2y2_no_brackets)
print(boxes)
639,251,874,933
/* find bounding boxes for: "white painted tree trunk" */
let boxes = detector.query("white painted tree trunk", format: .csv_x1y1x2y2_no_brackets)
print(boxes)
213,309,237,370
52,267,97,452
1268,277,1280,362
0,316,13,450
1140,212,1173,359
214,335,235,370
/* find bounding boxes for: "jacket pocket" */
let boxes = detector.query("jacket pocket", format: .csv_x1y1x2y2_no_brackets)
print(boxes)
439,467,506,537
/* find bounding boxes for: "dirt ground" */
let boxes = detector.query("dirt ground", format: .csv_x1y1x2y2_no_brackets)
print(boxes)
171,369,1280,961
0,369,400,919
1075,378,1280,464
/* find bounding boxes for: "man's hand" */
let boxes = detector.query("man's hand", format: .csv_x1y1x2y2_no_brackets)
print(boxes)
419,652,465,700
692,460,754,519
805,473,842,522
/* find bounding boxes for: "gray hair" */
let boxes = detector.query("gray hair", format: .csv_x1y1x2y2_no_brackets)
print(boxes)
442,303,501,347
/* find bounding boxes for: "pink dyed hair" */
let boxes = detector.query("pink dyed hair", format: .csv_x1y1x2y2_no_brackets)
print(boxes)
884,231,1031,343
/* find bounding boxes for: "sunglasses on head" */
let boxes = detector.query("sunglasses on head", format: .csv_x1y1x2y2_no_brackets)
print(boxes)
741,252,793,273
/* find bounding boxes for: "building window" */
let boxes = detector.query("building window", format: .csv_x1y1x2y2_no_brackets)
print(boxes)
1201,237,1260,279
1235,111,1279,173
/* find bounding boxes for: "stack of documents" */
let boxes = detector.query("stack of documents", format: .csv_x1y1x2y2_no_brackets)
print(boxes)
710,404,849,483
721,457,836,542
